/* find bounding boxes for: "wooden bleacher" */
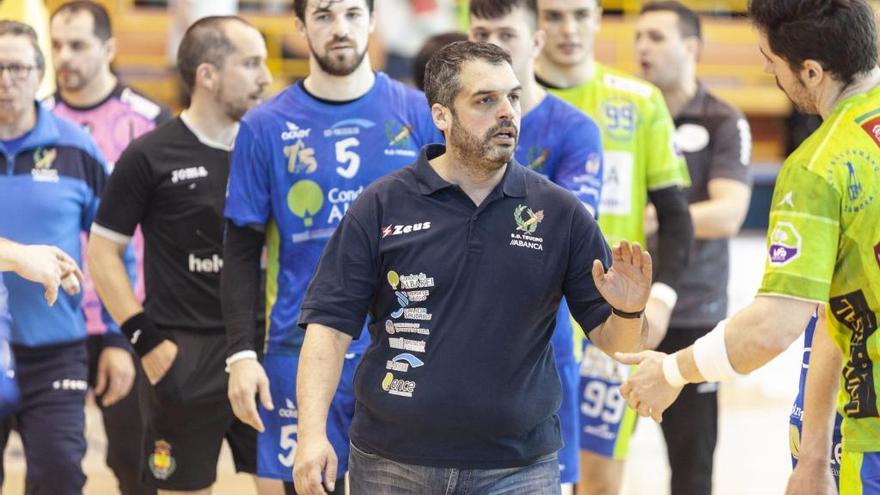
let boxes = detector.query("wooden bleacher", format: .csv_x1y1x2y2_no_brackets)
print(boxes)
44,0,789,165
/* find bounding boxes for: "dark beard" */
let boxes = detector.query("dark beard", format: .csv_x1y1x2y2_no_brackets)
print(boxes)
311,41,368,77
448,115,517,173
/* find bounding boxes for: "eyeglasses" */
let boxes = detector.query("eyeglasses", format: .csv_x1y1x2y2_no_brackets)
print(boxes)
0,64,37,80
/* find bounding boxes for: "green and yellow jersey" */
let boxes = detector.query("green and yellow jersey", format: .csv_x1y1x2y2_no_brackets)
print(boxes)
545,63,690,246
758,84,880,453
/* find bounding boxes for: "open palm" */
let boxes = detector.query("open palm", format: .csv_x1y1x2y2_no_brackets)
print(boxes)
591,240,652,313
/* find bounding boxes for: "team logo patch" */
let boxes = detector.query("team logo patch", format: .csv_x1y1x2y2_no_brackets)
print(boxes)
514,204,544,234
525,146,550,172
768,222,801,266
510,204,545,251
859,116,880,148
826,149,878,213
149,440,176,480
31,148,59,182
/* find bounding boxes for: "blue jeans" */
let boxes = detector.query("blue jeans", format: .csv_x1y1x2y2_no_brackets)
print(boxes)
349,442,561,495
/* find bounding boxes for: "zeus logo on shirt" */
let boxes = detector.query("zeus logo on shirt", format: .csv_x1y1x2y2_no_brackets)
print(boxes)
381,222,432,238
171,166,208,183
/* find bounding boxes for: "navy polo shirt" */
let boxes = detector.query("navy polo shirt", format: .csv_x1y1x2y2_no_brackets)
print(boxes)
300,144,613,469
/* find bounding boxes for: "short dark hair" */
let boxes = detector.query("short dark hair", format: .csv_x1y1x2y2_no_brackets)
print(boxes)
0,20,44,70
413,31,469,91
470,0,538,23
294,0,375,23
749,0,877,85
641,1,702,41
51,1,113,41
177,16,250,95
423,40,513,110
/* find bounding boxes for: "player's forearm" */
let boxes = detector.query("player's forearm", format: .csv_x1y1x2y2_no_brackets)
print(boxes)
648,186,693,289
87,234,143,325
690,200,749,240
297,323,352,441
221,221,265,356
591,313,647,356
799,310,841,463
676,296,816,382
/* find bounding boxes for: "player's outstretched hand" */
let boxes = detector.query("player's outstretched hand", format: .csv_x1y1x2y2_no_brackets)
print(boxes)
592,240,652,314
95,347,135,407
227,358,274,432
616,350,683,423
9,244,83,306
294,435,338,495
141,340,178,385
785,458,837,495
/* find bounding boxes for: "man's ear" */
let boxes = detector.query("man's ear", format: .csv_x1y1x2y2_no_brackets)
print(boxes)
432,103,451,133
801,59,824,88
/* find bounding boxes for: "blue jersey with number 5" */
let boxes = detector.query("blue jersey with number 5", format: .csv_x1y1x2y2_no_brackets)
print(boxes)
225,74,442,355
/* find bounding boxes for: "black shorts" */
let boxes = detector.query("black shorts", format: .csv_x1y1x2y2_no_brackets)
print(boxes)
140,329,256,491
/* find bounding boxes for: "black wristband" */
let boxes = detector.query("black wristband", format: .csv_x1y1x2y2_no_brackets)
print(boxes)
611,306,644,319
120,312,168,357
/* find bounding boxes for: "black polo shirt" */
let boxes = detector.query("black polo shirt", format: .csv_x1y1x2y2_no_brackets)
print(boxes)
300,144,613,469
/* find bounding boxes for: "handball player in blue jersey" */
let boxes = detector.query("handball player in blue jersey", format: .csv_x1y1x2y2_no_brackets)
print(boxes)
467,0,603,491
221,0,441,492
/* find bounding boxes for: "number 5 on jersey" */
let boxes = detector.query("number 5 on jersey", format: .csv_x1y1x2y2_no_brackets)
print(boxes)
336,138,361,178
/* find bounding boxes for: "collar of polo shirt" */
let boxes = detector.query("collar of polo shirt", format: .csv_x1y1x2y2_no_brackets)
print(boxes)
413,144,528,198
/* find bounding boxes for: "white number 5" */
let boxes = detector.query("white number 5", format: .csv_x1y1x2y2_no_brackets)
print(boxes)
335,138,361,178
278,424,298,468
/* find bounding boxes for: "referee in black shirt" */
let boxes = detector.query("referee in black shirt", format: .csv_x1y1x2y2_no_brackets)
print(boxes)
87,17,272,493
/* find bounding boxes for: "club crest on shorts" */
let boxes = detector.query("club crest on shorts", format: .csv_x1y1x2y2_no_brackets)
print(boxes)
149,439,176,480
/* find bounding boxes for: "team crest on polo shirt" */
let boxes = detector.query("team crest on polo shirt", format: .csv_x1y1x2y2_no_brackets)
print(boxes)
149,439,176,480
510,204,545,251
31,148,59,183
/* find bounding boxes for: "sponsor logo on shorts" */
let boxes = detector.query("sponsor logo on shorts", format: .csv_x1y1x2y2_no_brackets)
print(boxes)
768,222,801,266
583,423,616,441
385,353,424,372
381,222,432,238
279,398,298,419
381,372,415,397
52,378,87,391
149,440,176,480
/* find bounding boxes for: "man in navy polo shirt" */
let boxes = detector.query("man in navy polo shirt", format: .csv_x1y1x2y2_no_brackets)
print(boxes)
293,41,652,495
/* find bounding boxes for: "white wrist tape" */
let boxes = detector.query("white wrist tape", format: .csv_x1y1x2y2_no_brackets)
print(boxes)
662,352,688,387
224,350,258,373
692,319,747,383
650,282,678,310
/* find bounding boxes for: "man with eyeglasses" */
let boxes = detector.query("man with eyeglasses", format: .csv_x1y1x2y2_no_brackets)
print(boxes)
0,19,128,494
